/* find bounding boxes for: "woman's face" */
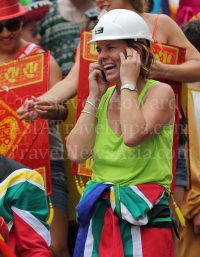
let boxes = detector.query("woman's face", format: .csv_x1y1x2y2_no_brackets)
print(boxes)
97,39,127,84
0,17,22,52
95,0,132,12
21,20,41,45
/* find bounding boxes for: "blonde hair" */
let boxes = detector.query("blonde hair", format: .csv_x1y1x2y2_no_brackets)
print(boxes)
125,39,154,78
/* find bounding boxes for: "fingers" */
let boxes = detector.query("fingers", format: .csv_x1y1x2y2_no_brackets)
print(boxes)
119,52,126,62
16,106,27,115
31,96,38,102
35,109,48,116
34,100,53,106
19,112,30,121
35,105,52,111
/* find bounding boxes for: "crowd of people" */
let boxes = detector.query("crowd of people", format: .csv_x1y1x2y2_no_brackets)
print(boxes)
0,0,199,257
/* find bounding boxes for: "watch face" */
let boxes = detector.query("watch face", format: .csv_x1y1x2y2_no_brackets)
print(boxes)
129,84,135,90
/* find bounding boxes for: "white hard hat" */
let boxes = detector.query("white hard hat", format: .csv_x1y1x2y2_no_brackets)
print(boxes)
88,9,153,44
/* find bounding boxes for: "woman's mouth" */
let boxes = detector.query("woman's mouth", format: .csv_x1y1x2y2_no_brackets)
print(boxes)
104,64,117,74
0,38,13,45
99,5,110,11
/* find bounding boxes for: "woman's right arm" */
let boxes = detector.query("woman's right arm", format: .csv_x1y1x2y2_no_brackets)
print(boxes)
38,42,81,103
16,43,81,120
66,62,109,163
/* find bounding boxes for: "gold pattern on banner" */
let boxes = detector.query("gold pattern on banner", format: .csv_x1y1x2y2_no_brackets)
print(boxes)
78,157,93,177
0,100,30,157
83,32,98,62
0,54,44,91
151,43,179,65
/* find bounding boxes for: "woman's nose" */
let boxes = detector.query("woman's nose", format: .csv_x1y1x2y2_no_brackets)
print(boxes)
98,50,108,60
1,26,11,37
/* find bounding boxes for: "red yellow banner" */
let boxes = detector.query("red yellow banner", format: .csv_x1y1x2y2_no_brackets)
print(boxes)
0,51,52,195
151,42,186,193
70,31,97,177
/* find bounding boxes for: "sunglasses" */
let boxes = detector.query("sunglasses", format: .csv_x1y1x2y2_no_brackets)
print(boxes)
0,18,22,33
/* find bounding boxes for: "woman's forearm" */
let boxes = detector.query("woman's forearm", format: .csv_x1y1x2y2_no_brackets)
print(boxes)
66,96,100,163
162,60,200,83
38,75,78,103
120,89,147,147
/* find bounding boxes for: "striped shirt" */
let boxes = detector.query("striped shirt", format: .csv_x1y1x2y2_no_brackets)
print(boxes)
0,155,52,256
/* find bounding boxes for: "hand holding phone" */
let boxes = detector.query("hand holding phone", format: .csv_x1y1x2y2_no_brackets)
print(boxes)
101,70,107,82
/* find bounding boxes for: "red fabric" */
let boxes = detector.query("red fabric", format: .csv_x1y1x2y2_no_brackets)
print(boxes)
141,227,173,257
99,208,124,257
14,43,42,60
0,240,16,257
0,0,28,20
0,50,52,196
12,212,52,257
0,217,9,244
137,184,164,204
150,15,186,193
8,228,18,257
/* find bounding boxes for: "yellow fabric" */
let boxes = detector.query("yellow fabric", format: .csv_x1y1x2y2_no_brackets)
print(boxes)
178,218,200,257
0,170,44,197
178,87,200,257
181,88,200,219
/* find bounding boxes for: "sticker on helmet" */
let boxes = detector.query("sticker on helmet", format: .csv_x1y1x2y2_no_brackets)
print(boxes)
95,27,104,35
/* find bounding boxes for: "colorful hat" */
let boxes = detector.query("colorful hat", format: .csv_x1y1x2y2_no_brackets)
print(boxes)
0,0,28,21
19,0,52,23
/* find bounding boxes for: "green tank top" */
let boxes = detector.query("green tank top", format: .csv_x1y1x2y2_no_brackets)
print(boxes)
92,80,173,195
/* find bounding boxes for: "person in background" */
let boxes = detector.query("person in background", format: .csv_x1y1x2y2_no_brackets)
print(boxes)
38,0,96,76
150,0,162,13
176,0,200,26
19,1,70,257
177,18,200,257
20,0,51,45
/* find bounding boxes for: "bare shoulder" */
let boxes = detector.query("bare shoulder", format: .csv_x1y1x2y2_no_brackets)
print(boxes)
146,82,175,101
35,49,44,54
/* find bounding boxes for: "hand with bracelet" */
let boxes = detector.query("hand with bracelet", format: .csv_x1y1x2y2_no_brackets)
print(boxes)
17,96,63,121
34,99,61,120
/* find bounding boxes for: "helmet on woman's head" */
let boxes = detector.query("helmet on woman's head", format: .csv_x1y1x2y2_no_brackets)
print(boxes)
88,9,153,44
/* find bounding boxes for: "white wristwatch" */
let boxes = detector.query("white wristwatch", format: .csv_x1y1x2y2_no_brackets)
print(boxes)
120,83,138,92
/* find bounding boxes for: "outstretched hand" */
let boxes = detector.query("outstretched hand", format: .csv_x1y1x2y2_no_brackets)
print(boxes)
34,100,59,120
16,96,39,122
17,96,59,122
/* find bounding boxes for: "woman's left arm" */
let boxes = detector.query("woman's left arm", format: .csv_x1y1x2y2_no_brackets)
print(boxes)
149,15,200,83
120,49,175,147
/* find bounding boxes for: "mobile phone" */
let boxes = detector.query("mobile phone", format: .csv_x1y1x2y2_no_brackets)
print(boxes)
102,70,107,82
